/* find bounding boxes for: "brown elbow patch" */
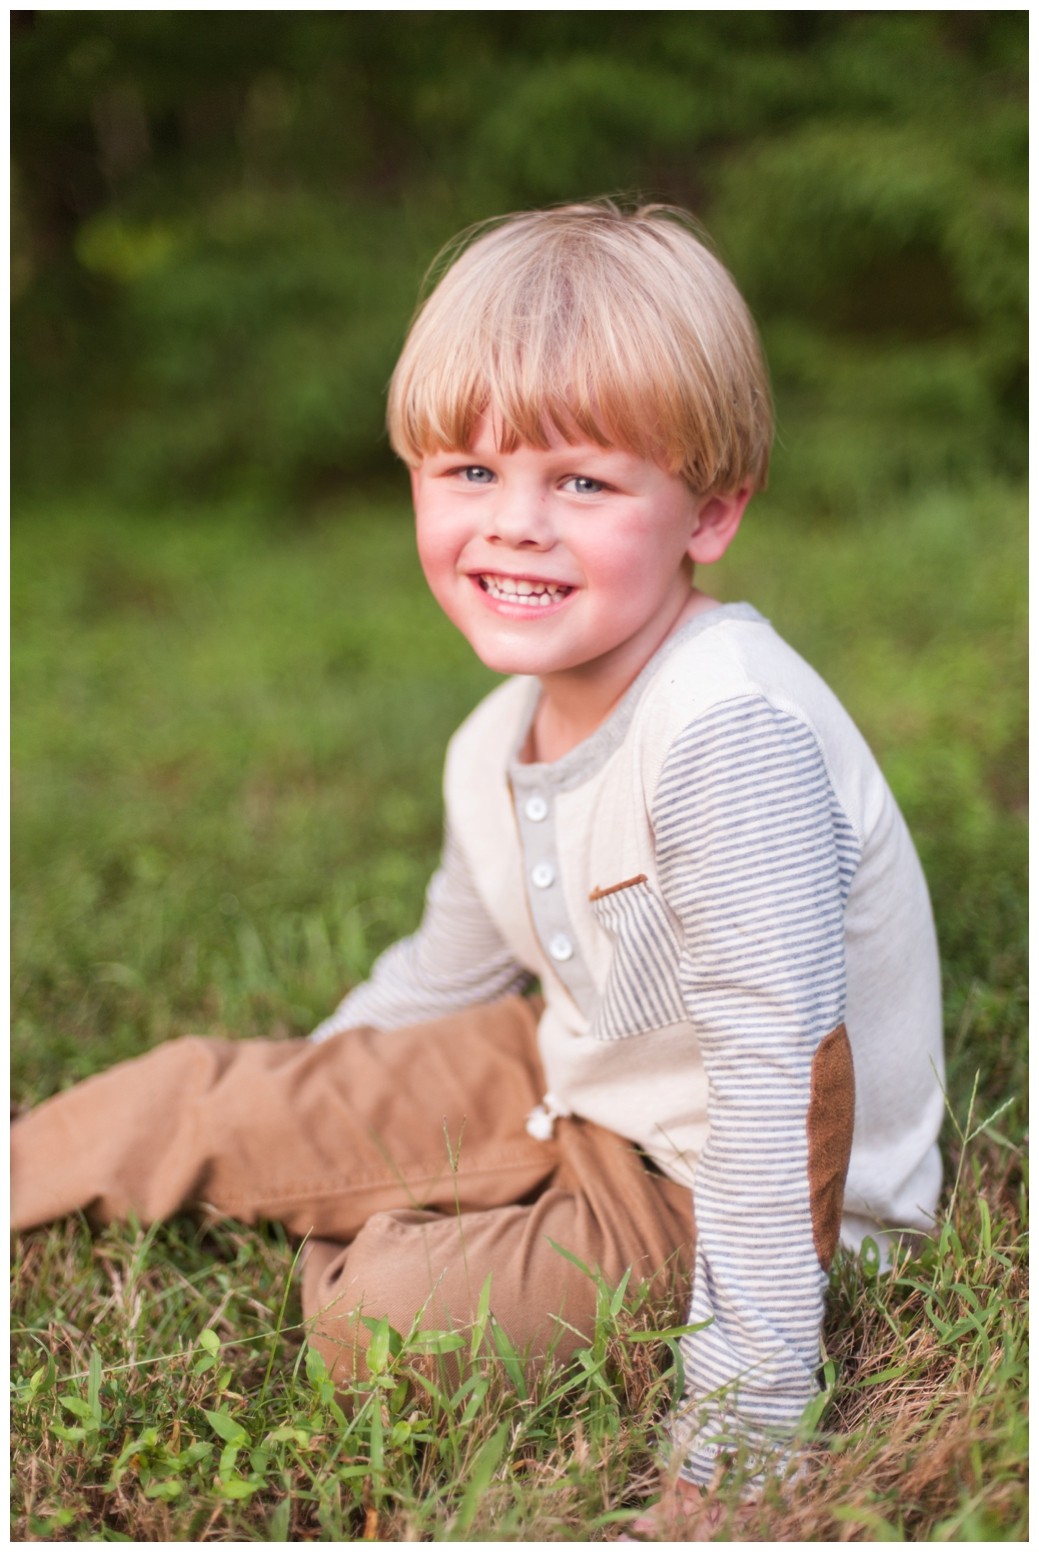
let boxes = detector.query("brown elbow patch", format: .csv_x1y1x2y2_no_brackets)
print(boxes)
806,1024,855,1270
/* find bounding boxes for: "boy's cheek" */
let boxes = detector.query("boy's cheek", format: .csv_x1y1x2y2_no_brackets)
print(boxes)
415,531,464,614
414,520,450,581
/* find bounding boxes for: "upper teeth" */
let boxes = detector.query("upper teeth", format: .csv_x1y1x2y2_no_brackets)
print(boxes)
480,575,570,606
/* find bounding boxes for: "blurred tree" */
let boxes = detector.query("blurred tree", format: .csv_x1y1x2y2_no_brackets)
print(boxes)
10,10,1026,513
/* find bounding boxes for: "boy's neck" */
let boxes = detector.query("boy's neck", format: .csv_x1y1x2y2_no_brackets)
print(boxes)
523,589,721,764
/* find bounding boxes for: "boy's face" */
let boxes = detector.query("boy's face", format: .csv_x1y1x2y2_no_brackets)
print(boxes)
412,416,748,714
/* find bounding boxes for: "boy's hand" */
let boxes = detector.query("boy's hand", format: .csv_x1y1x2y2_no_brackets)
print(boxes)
619,1475,756,1541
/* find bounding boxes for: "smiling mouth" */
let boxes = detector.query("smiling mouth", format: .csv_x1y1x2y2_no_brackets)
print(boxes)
477,574,574,607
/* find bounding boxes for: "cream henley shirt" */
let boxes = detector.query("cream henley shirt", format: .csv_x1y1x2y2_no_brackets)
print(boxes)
312,603,945,1483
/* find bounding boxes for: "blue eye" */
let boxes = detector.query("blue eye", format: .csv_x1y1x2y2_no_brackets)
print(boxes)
460,465,494,484
565,476,604,495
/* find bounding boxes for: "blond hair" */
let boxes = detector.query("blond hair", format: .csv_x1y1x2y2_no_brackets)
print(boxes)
387,200,772,496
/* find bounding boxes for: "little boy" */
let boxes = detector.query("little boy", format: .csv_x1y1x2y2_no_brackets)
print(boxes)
12,202,945,1527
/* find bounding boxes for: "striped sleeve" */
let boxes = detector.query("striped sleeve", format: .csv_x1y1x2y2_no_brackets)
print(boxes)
651,696,861,1485
309,823,534,1041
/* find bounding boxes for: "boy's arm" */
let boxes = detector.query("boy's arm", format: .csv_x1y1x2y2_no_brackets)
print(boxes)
310,824,533,1041
651,696,860,1487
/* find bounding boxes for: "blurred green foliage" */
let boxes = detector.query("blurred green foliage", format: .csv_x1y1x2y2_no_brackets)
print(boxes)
11,11,1026,511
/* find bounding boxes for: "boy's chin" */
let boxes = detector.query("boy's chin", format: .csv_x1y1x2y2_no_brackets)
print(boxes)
468,645,543,676
464,639,560,678
448,623,553,678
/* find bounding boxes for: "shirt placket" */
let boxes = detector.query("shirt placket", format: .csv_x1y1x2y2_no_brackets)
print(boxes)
510,775,596,1019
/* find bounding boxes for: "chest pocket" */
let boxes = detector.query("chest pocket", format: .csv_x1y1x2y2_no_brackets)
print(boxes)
588,874,687,1041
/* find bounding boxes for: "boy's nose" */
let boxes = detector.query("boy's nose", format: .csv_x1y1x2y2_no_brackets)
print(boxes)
485,491,554,549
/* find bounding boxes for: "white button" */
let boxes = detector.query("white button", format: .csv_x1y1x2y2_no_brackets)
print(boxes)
524,794,549,822
531,861,555,889
549,933,573,962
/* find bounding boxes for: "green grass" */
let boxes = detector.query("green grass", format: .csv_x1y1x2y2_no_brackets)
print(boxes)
11,480,1027,1539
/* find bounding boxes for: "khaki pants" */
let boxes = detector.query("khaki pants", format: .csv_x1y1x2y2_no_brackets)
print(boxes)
11,997,694,1384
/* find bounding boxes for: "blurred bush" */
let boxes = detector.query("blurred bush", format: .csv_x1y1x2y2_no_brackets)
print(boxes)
11,12,1026,513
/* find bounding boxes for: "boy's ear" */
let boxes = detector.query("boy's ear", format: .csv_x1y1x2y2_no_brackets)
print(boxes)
686,486,752,565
